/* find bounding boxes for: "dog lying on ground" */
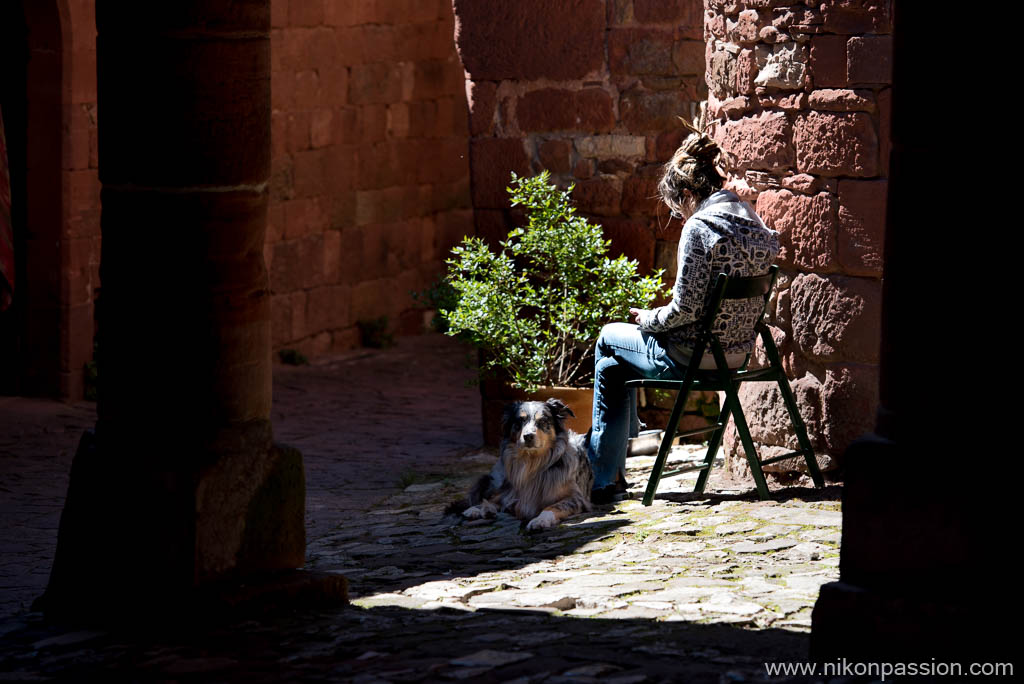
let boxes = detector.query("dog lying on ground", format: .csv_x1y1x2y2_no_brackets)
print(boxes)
447,399,593,531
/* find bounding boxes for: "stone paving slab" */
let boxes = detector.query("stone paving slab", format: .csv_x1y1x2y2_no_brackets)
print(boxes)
0,334,841,682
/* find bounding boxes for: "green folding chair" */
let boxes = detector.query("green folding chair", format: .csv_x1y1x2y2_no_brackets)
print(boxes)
625,265,824,504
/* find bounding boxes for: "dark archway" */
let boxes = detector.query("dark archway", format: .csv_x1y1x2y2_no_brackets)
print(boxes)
0,0,64,397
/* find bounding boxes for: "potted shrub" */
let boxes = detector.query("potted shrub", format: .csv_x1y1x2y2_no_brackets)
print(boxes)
442,171,667,444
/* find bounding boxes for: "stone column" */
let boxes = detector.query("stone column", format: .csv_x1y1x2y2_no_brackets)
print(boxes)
704,0,890,481
809,3,1006,663
41,0,305,615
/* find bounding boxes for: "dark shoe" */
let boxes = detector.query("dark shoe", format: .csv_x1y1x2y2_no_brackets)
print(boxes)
590,471,629,505
590,484,619,505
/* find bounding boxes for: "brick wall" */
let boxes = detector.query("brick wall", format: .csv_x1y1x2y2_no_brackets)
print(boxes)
63,0,100,400
452,0,713,428
705,0,890,479
454,0,706,288
267,0,472,357
1,0,99,400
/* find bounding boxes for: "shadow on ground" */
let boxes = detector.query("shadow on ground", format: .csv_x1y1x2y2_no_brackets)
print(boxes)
0,601,814,683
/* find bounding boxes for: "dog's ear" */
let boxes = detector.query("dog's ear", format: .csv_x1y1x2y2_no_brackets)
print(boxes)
501,402,521,440
545,398,575,421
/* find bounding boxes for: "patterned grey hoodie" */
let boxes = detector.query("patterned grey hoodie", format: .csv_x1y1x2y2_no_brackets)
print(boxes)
637,189,779,360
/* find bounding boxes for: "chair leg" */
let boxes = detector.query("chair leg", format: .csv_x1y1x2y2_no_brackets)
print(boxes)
694,394,731,495
642,379,692,506
721,380,771,500
776,376,825,489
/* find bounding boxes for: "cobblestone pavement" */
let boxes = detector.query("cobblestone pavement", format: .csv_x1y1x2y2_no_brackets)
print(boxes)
0,334,841,682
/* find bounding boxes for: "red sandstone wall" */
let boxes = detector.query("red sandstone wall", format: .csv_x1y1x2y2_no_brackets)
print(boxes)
62,0,100,400
455,0,706,285
705,0,890,477
453,0,711,427
267,0,472,357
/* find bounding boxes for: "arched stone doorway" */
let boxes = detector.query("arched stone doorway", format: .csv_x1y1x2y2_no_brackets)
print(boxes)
0,0,65,397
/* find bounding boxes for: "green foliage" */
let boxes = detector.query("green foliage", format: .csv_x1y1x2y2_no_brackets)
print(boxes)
358,316,394,348
442,171,668,393
278,348,309,366
411,276,459,333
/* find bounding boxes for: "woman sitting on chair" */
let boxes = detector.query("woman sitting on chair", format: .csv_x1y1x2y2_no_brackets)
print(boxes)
588,115,780,504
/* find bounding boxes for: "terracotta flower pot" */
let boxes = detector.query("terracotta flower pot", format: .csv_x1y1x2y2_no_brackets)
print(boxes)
480,379,593,447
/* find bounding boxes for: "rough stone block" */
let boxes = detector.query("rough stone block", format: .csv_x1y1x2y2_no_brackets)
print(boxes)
436,209,475,254
738,370,823,451
609,29,675,76
310,109,333,148
305,27,338,69
621,176,660,217
635,0,702,28
572,176,622,217
789,273,882,364
466,80,497,136
847,35,892,85
293,69,323,109
306,285,352,332
601,217,655,275
780,173,826,194
474,209,510,250
708,40,739,98
820,363,879,459
323,229,343,284
271,0,288,28
794,111,877,177
808,88,875,112
283,197,328,240
756,190,838,273
411,58,463,101
821,1,891,34
516,88,614,133
574,88,618,133
469,138,531,209
573,159,596,180
290,290,308,340
349,62,404,105
620,89,695,133
727,9,761,45
271,294,292,346
538,140,573,174
837,179,886,277
654,128,687,162
756,91,806,111
453,0,605,80
754,41,808,90
735,48,757,95
576,135,647,159
289,0,324,27
809,35,847,88
716,111,794,171
661,42,699,81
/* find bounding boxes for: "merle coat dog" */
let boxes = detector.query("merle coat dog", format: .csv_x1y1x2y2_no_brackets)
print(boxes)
448,399,593,531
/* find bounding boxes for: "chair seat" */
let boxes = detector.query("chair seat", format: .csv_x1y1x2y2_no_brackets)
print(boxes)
624,365,781,391
623,265,824,504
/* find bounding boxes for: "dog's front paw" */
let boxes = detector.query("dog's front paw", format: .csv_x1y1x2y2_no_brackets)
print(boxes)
526,510,557,531
462,502,496,520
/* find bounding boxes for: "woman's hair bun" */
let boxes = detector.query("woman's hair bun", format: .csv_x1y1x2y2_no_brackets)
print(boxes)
659,122,726,211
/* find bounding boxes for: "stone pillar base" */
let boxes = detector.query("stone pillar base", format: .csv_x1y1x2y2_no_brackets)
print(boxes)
38,429,308,620
810,433,1008,665
811,581,995,663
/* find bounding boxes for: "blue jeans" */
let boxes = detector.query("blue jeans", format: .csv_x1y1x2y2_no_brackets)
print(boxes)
587,322,683,489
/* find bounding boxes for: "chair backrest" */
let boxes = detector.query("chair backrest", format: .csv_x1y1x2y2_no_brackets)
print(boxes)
698,265,779,341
